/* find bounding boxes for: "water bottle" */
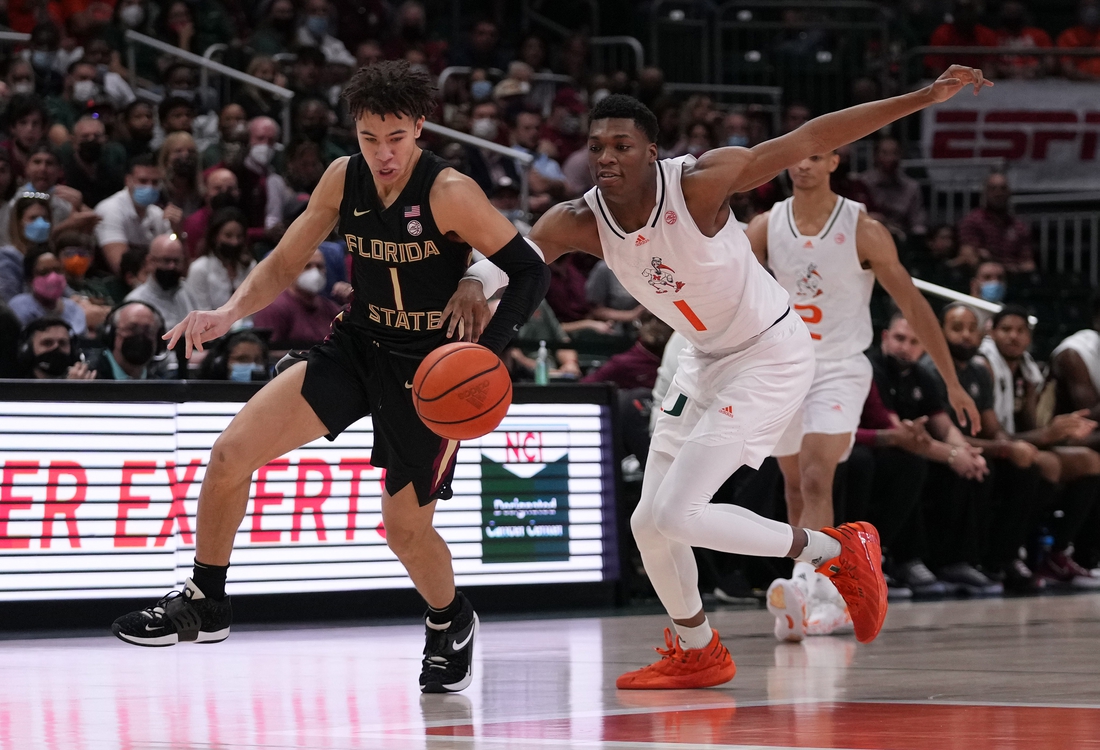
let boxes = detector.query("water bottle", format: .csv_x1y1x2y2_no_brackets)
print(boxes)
534,340,549,385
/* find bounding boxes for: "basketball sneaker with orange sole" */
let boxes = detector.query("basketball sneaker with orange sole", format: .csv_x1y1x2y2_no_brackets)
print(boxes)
616,628,737,689
814,521,887,643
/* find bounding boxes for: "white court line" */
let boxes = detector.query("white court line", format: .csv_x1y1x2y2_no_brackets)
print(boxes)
844,698,1100,711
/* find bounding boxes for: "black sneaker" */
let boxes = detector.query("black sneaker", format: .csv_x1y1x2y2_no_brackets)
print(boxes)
420,593,479,694
111,579,232,647
1002,558,1043,595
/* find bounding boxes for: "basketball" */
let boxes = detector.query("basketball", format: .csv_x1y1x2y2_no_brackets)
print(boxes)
412,342,512,440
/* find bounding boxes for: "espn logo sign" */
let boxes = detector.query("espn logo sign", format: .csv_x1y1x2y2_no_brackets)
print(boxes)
931,110,1100,161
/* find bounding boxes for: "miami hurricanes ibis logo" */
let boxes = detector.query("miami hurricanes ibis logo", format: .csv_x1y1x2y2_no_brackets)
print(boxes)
643,256,685,294
796,263,823,299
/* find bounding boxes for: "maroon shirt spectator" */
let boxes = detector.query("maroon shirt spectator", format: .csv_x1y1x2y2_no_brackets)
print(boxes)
253,250,341,344
925,0,999,74
856,379,897,446
182,168,240,260
545,255,592,323
957,173,1035,273
540,89,587,162
859,137,927,241
994,2,1053,79
581,342,661,389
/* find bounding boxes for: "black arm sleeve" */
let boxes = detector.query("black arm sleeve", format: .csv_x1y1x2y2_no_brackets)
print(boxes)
476,233,551,355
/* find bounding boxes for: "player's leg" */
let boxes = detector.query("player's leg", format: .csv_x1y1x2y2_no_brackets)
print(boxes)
794,433,852,530
777,453,805,526
381,485,455,608
112,361,333,646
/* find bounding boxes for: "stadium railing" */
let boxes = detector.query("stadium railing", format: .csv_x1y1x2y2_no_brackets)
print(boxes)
589,36,645,76
1012,194,1100,286
650,0,717,84
899,156,1007,227
124,30,295,146
521,0,601,39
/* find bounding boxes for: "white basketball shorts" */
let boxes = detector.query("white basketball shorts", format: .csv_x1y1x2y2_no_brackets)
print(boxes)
772,353,874,461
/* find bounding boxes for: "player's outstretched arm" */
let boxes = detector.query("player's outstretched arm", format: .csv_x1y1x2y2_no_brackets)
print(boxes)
688,65,992,199
165,157,347,357
432,171,550,354
857,213,980,432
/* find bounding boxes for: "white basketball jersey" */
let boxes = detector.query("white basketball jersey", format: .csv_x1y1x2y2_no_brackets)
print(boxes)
582,156,790,353
767,196,874,360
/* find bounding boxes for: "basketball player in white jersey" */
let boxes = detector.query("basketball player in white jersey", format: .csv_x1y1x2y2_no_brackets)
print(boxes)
462,66,989,688
746,151,978,642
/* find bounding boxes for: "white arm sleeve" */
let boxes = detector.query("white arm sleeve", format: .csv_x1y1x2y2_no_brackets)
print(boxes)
462,237,545,298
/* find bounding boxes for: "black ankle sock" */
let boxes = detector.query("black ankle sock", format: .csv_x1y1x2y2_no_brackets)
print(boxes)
427,592,463,627
191,560,229,600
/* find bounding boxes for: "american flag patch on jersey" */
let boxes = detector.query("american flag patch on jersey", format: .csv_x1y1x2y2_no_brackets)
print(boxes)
404,205,421,218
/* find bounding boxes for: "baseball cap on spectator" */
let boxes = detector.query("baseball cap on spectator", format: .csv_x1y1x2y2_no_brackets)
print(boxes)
494,78,530,100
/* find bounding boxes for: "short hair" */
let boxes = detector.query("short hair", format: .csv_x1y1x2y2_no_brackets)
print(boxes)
24,315,72,339
127,153,157,174
67,59,96,76
158,95,195,123
940,301,979,324
590,94,659,143
25,142,59,164
23,245,56,279
120,245,149,279
123,99,154,118
342,60,435,121
4,94,47,129
991,304,1031,329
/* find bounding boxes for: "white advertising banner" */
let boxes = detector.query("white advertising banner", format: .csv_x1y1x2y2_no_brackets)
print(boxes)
920,80,1100,191
0,400,616,601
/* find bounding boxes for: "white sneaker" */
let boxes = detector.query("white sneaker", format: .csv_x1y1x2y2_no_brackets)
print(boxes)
767,578,807,643
805,598,854,636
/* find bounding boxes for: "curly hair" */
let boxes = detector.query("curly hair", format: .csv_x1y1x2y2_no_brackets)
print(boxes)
590,94,659,143
342,60,435,121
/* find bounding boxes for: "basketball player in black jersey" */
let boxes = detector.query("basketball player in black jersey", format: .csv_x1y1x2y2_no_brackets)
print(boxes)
111,61,550,694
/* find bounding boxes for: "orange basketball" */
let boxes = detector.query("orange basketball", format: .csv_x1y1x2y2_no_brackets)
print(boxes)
412,342,513,440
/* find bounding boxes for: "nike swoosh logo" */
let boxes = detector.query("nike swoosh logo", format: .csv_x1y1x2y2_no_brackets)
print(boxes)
353,208,371,216
145,624,161,632
452,628,474,651
404,381,413,389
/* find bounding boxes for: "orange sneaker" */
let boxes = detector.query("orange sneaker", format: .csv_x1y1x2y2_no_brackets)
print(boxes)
816,522,887,644
616,628,736,690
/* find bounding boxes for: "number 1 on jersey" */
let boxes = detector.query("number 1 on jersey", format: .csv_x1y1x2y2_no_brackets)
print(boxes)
794,303,822,340
389,267,404,310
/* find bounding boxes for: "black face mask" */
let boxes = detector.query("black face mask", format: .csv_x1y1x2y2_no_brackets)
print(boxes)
119,334,155,366
272,16,295,32
77,140,103,163
209,191,239,212
154,268,182,289
34,347,71,377
302,125,328,143
949,341,979,362
215,243,242,261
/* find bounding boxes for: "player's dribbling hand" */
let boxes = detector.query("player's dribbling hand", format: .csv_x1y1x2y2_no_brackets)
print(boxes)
947,384,981,435
442,279,490,343
928,65,993,101
164,308,235,358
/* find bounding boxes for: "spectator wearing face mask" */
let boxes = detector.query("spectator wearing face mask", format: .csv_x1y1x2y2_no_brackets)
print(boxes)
124,232,196,330
185,207,256,312
182,168,240,260
80,37,138,111
226,117,293,243
0,194,54,301
104,0,159,87
5,59,37,99
9,246,87,335
44,60,101,132
465,100,516,197
253,249,341,345
53,230,113,331
383,1,449,74
95,155,180,274
249,0,298,57
119,100,157,160
295,0,356,67
91,300,166,380
60,116,127,210
157,131,203,216
22,23,66,94
202,104,248,170
14,316,94,379
0,145,102,247
197,330,270,381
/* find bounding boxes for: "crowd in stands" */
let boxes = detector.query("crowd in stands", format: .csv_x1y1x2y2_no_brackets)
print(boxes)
0,0,1098,599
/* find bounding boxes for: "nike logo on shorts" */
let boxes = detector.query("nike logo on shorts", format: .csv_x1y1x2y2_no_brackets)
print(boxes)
353,208,371,216
404,381,413,389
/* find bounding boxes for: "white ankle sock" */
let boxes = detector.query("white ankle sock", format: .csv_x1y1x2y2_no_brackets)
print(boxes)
795,530,842,568
674,618,714,650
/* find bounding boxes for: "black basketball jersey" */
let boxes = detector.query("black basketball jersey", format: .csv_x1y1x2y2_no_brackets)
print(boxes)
339,150,471,353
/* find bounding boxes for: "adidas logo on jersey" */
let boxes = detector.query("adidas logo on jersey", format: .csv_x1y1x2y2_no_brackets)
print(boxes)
719,406,734,418
635,234,649,246
803,240,814,249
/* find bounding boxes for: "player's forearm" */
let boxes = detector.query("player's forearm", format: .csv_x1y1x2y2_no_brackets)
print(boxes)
799,88,935,156
895,290,964,393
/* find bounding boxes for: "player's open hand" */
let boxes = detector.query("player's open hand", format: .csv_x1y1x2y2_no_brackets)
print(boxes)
442,279,490,343
947,383,981,435
164,308,235,358
929,65,993,102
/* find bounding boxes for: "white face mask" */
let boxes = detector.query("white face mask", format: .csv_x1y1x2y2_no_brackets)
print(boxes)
12,81,34,95
296,266,326,294
470,117,498,140
72,80,98,101
248,143,273,167
120,4,145,28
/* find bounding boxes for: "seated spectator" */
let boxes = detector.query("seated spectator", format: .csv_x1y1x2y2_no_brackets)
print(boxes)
186,207,255,311
585,260,643,333
561,143,593,199
61,115,126,209
161,62,217,116
994,1,1053,79
722,111,750,148
0,192,53,301
1057,0,1100,80
682,119,718,158
582,314,673,390
506,299,581,381
859,136,927,242
9,246,87,334
384,1,449,74
966,260,1008,330
545,255,613,336
508,109,565,214
45,60,103,132
1051,296,1100,421
154,96,196,149
282,138,326,203
91,300,166,380
14,316,94,379
830,144,875,210
288,46,326,100
254,249,340,344
249,0,298,57
124,232,197,330
957,172,1035,274
117,100,156,160
54,230,111,331
488,176,531,234
0,145,101,245
654,100,682,159
201,104,248,170
465,100,515,196
182,168,239,259
451,17,511,70
103,0,159,87
931,303,1045,592
24,22,66,94
230,117,293,243
0,94,48,182
5,59,36,99
234,56,284,122
155,0,221,56
95,155,180,273
158,131,203,215
295,0,356,67
79,38,137,110
197,330,270,381
295,97,346,165
926,0,998,75
542,89,587,162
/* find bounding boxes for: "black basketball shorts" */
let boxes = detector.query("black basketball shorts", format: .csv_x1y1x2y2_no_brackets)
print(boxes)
299,325,458,507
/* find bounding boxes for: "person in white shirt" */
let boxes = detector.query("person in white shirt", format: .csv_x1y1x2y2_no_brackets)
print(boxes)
94,154,182,274
295,0,356,66
747,149,981,641
185,207,256,313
